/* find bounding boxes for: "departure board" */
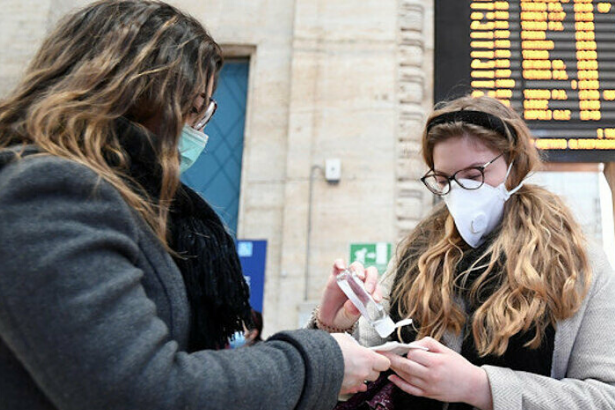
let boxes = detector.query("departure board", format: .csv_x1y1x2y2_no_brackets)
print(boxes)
435,0,615,162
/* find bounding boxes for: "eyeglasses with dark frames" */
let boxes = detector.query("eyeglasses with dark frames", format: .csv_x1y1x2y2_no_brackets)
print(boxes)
420,153,504,196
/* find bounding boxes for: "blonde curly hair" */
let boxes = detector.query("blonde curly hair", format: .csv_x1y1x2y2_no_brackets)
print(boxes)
392,95,591,356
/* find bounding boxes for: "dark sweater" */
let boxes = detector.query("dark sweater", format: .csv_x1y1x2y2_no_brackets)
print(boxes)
0,150,343,410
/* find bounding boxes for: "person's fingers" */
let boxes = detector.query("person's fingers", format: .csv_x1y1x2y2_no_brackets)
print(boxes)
392,370,428,391
383,352,424,368
388,374,426,397
366,370,381,382
403,337,446,367
404,349,436,367
323,259,347,295
385,353,429,380
332,258,346,274
411,337,446,352
348,380,368,394
343,384,364,395
364,266,379,294
372,353,391,372
372,285,383,303
343,299,360,317
349,261,365,279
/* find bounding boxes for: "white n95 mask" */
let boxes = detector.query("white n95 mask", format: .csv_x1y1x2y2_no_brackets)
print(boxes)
443,164,523,248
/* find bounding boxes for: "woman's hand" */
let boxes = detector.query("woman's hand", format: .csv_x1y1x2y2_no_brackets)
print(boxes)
318,259,382,331
382,337,493,410
331,333,391,395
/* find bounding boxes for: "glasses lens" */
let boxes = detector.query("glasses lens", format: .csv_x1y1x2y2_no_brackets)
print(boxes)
194,99,217,130
455,168,484,190
422,174,448,195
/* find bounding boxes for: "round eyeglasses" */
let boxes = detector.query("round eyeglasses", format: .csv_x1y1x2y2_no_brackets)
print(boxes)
191,98,217,131
420,153,504,196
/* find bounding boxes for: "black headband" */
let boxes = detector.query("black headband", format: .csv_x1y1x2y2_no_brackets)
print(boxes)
426,110,517,142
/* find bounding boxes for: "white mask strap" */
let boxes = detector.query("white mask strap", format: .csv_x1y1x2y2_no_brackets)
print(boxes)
501,159,524,199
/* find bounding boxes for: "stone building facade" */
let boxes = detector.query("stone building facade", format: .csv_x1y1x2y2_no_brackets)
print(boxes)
0,0,435,335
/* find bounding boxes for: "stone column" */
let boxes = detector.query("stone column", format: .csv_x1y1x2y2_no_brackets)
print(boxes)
395,0,435,241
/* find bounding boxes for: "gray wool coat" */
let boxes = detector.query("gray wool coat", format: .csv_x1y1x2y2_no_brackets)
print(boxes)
0,151,344,410
355,245,615,409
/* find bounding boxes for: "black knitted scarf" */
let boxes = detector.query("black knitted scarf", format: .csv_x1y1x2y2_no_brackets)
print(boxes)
113,117,252,352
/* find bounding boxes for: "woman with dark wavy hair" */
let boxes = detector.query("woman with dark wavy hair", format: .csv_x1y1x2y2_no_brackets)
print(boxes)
0,1,389,409
315,95,615,410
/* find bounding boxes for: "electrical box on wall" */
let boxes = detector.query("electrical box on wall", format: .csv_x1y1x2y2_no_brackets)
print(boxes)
325,158,341,183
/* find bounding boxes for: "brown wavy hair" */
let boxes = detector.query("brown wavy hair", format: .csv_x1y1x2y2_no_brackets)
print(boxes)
0,0,222,245
392,95,591,356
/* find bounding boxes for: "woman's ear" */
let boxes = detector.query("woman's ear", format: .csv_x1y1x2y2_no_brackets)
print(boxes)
245,329,258,342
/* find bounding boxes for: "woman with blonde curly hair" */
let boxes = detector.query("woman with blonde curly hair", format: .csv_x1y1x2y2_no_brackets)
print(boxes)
0,1,389,409
316,95,615,409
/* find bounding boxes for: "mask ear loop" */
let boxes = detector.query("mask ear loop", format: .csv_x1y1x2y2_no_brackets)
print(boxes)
502,160,524,200
501,121,531,199
500,119,524,199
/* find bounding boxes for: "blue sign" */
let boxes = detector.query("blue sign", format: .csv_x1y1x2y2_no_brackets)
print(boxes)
236,239,267,313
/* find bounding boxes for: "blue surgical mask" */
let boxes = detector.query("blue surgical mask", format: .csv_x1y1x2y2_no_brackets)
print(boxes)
178,125,209,173
229,331,246,349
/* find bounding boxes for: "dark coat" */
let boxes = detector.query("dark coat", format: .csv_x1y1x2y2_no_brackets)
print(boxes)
0,148,343,410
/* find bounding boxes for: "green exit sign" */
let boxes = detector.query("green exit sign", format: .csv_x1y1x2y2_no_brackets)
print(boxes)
349,242,392,275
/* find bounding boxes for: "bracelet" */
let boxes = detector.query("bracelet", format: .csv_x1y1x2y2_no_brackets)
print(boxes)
312,306,357,334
